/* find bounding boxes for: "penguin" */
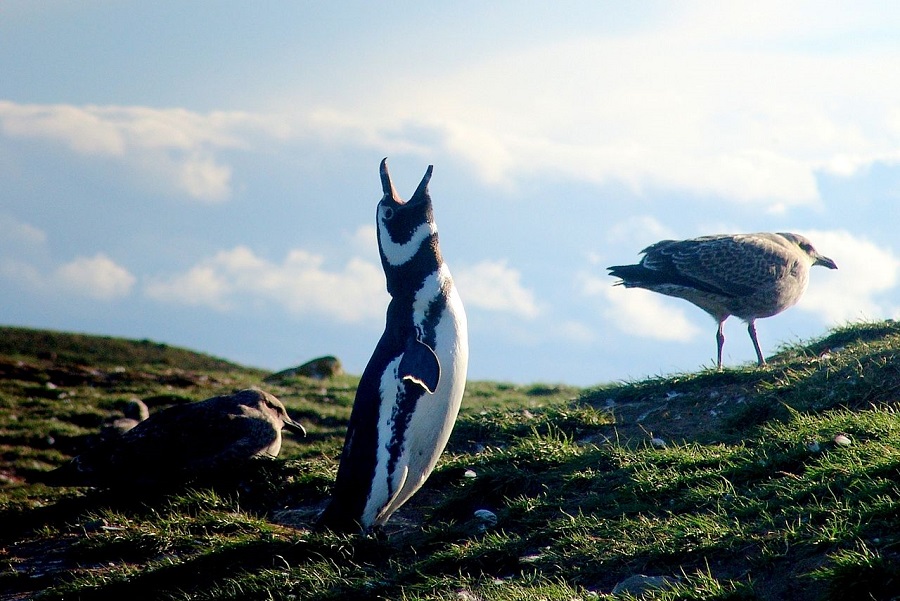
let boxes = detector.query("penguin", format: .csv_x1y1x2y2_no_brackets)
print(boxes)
317,158,469,534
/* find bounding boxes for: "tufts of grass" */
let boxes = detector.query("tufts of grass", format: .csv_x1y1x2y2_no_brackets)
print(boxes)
3,322,900,600
810,542,900,601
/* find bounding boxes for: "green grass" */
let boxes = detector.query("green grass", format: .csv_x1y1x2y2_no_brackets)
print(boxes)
2,322,899,600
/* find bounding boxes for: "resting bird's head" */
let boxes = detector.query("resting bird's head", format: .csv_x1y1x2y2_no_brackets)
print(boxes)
779,233,838,270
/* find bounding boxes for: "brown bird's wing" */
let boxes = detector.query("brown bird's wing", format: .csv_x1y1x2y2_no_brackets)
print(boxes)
180,413,280,472
116,403,278,473
642,235,783,298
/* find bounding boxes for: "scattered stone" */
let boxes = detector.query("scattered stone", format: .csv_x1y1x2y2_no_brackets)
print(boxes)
473,509,498,531
518,553,543,563
650,437,667,449
611,574,677,597
82,518,107,533
264,356,343,382
101,398,150,438
463,469,477,479
834,433,852,447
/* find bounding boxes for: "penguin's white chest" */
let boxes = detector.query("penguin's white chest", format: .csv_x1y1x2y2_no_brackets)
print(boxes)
363,271,468,527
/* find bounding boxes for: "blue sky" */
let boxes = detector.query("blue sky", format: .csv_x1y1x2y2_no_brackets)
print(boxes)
2,2,900,385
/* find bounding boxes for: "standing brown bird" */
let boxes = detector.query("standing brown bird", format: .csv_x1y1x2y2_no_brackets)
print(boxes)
47,388,306,488
608,232,838,369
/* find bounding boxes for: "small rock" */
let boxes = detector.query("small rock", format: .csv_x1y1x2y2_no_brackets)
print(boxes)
473,509,498,531
101,398,150,438
834,433,852,447
805,439,821,453
82,518,107,533
265,356,343,382
463,469,477,479
650,437,667,449
612,574,676,596
123,398,150,421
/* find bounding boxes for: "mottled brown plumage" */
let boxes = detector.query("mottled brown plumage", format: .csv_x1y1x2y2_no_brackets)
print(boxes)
609,232,838,369
48,389,306,488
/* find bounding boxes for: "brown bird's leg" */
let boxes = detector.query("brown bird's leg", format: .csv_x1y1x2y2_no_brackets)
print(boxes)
716,320,726,370
747,320,766,366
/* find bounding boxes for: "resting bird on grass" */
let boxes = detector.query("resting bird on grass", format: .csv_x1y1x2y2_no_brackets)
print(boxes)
608,232,837,369
47,388,306,488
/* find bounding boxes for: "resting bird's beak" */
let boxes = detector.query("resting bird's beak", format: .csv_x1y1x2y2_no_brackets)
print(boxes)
815,255,838,270
283,417,307,437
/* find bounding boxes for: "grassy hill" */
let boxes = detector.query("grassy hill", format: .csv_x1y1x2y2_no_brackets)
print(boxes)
1,323,898,600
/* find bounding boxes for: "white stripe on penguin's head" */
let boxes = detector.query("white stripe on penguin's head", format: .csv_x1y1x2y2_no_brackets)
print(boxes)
377,159,438,267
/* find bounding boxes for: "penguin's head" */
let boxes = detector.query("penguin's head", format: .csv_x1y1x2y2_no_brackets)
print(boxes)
376,158,441,277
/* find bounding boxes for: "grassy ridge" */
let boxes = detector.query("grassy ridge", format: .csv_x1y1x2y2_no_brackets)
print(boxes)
1,323,899,600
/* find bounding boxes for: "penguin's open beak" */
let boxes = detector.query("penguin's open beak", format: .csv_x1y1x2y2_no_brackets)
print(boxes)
407,165,433,206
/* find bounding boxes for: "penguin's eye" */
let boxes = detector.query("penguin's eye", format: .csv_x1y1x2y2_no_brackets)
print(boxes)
383,207,395,220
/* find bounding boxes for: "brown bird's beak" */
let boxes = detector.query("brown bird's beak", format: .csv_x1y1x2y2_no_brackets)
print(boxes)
283,416,307,437
815,255,838,270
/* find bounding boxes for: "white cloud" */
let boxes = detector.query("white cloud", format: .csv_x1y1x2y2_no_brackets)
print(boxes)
0,258,44,290
1,251,135,301
144,265,233,311
605,216,676,248
426,39,899,206
0,214,46,247
555,320,596,344
0,102,126,155
300,4,900,209
54,254,136,300
346,225,378,256
584,275,702,342
0,101,277,202
797,229,900,323
178,153,232,201
454,260,540,319
144,245,386,322
3,5,900,213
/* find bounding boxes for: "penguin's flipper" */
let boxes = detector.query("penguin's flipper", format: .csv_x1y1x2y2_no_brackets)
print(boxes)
399,337,441,394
